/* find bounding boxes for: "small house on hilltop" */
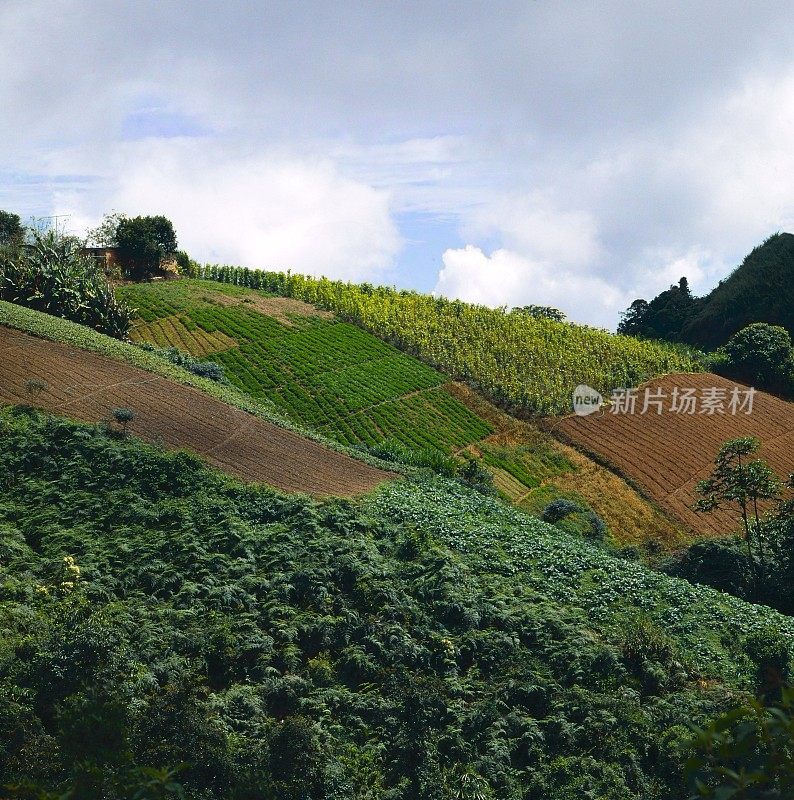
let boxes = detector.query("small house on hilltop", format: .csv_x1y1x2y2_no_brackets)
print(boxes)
81,246,121,276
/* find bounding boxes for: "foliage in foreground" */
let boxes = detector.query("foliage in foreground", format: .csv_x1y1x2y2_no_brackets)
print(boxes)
3,410,794,798
194,265,701,416
687,685,794,799
0,229,131,338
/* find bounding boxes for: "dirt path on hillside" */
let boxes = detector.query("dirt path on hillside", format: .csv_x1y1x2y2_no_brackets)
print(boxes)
0,326,394,497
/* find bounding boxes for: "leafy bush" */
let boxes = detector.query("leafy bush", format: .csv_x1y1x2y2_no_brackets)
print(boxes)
661,537,756,600
456,457,496,495
710,322,794,395
743,628,792,698
116,215,178,281
138,343,226,382
0,229,132,338
543,498,584,523
542,499,607,539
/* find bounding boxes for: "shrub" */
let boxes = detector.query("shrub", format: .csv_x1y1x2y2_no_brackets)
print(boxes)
138,343,226,383
542,499,584,523
661,537,755,600
457,457,496,495
743,628,792,698
0,229,132,338
711,322,794,395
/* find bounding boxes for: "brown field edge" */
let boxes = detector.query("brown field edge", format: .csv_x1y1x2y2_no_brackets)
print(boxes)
0,325,394,497
555,373,794,537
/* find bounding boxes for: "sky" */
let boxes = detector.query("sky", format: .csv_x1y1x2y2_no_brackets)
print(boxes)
2,1,793,328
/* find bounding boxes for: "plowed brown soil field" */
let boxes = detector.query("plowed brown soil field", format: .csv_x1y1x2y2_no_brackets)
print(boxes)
0,326,393,496
556,373,794,536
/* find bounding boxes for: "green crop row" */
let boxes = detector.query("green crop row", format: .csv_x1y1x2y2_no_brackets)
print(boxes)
118,281,493,452
196,265,705,416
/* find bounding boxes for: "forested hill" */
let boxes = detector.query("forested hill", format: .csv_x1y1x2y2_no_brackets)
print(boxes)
619,232,794,350
683,232,794,349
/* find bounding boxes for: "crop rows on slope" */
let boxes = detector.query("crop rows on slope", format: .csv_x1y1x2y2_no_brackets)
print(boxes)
196,265,703,416
557,373,794,536
129,314,237,355
0,326,392,495
118,282,492,452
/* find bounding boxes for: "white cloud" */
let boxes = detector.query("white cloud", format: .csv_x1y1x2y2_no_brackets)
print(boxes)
434,245,627,327
51,140,400,281
4,2,794,328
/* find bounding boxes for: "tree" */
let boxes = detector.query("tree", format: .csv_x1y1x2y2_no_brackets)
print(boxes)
695,437,783,595
618,299,650,336
0,210,24,247
617,277,700,341
116,215,177,281
85,211,127,247
112,407,135,436
687,685,794,799
712,323,794,396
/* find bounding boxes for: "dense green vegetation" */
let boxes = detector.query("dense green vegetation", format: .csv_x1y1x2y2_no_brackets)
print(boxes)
619,232,794,351
0,229,132,338
118,280,493,452
191,265,701,416
709,323,794,396
2,408,793,799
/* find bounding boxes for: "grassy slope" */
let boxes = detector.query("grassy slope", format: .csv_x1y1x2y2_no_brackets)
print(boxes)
117,280,686,550
1,408,792,798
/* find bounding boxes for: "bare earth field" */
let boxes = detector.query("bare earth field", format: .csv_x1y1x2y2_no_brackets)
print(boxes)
556,373,794,536
0,326,393,496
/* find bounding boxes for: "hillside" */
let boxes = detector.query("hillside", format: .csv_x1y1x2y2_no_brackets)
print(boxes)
557,373,794,536
620,233,794,350
117,279,492,453
189,265,702,416
2,407,793,798
683,232,794,349
0,303,392,496
117,279,687,550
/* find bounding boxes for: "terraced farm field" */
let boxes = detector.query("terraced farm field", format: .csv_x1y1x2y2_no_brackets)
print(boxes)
116,280,692,549
557,373,794,536
0,325,393,496
118,280,492,452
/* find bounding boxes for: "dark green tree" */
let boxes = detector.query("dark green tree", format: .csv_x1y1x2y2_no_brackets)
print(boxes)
711,323,794,396
116,215,178,281
0,210,24,247
695,437,783,595
618,277,700,341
